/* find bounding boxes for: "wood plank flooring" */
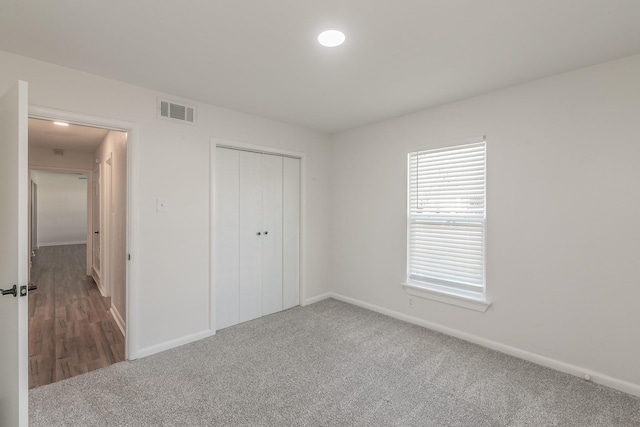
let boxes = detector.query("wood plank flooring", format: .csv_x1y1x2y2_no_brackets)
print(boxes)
28,244,124,389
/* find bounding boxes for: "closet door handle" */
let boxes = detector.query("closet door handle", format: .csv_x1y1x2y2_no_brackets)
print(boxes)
1,285,17,297
264,231,268,235
256,232,261,236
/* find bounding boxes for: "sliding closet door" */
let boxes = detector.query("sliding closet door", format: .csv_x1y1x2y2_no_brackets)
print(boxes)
283,157,300,310
215,148,240,329
238,151,263,323
261,155,284,316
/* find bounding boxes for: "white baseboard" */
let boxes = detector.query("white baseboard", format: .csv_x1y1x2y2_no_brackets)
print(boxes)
319,292,640,398
305,292,332,305
92,271,106,297
136,329,214,359
38,240,87,247
110,305,126,337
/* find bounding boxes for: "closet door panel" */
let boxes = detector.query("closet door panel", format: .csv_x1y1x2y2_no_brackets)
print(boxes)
239,151,263,323
215,148,240,330
283,157,300,310
261,154,284,316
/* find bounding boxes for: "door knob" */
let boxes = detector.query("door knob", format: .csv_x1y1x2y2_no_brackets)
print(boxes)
1,285,17,297
264,231,268,235
256,232,261,236
28,284,38,292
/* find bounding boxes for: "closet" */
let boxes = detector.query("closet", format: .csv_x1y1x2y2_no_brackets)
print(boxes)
215,147,300,330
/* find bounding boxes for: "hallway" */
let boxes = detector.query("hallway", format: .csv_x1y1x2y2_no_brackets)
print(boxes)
28,244,124,389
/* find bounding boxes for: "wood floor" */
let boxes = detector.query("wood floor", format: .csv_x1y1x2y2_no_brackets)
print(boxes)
28,244,124,389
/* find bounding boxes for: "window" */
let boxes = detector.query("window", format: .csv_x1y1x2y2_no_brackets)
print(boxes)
405,138,488,309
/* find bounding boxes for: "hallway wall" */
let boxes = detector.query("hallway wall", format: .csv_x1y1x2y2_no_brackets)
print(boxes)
36,172,87,246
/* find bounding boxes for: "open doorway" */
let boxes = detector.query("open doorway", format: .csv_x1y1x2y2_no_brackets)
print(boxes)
28,118,127,388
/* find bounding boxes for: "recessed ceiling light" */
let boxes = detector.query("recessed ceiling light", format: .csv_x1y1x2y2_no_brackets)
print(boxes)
318,30,345,47
53,121,69,127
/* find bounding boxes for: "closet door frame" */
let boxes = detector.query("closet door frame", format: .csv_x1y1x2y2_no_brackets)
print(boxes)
210,137,305,333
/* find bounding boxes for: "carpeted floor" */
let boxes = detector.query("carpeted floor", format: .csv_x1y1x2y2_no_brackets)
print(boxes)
30,298,640,426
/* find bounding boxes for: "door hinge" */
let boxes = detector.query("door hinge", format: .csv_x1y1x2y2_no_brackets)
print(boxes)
128,254,131,261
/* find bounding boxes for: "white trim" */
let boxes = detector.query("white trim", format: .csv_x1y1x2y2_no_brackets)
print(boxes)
29,106,131,132
213,138,305,159
402,282,491,312
110,306,125,337
136,329,213,359
93,269,106,297
305,292,332,305
321,292,640,398
29,105,138,361
209,137,307,329
37,241,87,247
209,141,217,332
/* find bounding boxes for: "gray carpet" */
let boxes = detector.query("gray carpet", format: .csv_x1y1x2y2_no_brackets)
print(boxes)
30,299,640,426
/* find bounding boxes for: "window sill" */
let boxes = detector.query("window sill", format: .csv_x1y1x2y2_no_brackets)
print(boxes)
401,281,492,313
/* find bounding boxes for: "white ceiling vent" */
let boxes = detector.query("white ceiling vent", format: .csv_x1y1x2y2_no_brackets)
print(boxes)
158,98,196,125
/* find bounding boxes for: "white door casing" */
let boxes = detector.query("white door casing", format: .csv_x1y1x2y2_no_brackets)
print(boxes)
104,153,112,298
282,157,300,310
214,148,240,329
92,163,101,290
0,81,29,427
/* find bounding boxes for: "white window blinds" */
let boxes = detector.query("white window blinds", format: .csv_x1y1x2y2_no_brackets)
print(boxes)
408,139,486,294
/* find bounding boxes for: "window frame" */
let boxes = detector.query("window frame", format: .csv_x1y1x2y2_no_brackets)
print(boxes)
402,137,491,312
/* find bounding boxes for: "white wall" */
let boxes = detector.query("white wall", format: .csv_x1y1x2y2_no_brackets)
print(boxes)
36,172,87,246
95,130,127,328
0,50,331,356
329,54,640,392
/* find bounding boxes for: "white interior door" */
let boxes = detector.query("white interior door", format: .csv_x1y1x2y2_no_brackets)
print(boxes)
215,148,240,329
0,80,29,427
238,151,262,323
261,154,283,316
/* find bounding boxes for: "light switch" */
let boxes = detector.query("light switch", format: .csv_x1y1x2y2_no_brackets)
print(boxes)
156,198,168,212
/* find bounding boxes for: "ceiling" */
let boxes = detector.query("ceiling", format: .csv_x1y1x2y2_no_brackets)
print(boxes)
29,118,109,153
2,1,640,134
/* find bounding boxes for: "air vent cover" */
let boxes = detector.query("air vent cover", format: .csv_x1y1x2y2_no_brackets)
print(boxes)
158,98,196,125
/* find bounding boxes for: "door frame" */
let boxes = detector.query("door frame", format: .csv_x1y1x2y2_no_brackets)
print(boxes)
29,105,139,360
91,163,101,287
210,137,306,333
30,180,37,257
